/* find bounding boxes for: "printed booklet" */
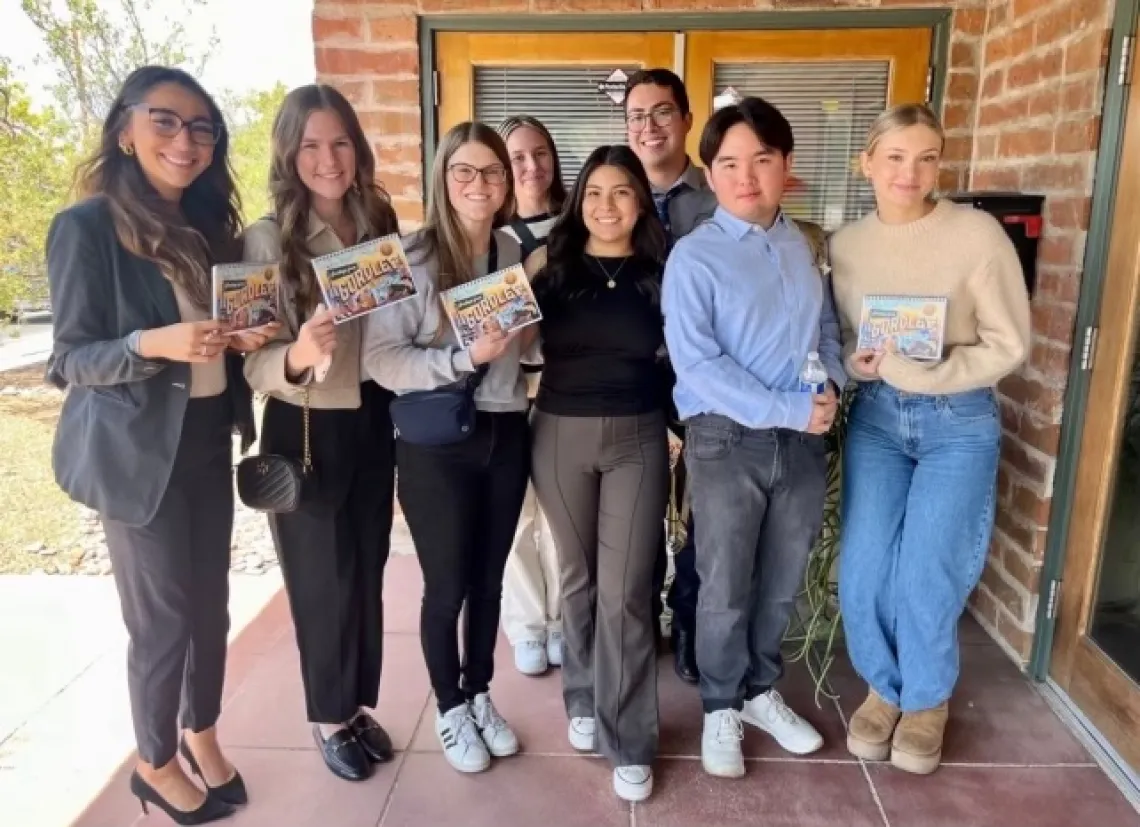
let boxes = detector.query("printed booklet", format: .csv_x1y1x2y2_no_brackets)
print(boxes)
311,234,418,324
211,262,282,333
440,263,542,348
856,294,948,362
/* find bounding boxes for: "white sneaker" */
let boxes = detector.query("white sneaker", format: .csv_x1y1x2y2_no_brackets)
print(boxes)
546,630,563,667
436,703,490,773
742,689,824,755
567,716,596,752
701,709,745,778
514,640,548,676
613,765,653,802
471,692,519,757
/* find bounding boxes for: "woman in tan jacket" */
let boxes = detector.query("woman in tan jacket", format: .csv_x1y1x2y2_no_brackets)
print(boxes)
243,84,400,783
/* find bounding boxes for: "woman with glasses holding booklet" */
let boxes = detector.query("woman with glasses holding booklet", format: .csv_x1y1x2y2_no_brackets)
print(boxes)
362,121,543,776
242,84,401,784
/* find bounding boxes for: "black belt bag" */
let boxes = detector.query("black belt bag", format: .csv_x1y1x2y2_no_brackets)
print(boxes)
389,366,488,446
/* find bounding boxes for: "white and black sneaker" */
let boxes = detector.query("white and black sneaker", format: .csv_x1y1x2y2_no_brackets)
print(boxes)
613,765,653,802
436,702,490,773
472,693,520,757
567,716,596,752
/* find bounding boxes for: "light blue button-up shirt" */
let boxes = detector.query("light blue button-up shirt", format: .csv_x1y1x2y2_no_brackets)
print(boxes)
662,206,846,431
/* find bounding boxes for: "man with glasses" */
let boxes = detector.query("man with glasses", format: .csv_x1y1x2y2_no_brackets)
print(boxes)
624,68,714,687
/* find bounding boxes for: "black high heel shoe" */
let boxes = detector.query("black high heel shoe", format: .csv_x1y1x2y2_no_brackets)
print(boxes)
179,737,249,807
129,770,235,825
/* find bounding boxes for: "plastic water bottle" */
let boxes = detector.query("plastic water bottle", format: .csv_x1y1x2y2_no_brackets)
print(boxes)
799,351,828,395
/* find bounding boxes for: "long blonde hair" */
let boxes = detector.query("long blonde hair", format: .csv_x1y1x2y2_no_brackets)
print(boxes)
409,122,514,292
268,84,399,314
863,103,945,156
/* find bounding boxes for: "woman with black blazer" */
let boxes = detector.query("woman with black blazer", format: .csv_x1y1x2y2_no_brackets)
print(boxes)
45,66,275,825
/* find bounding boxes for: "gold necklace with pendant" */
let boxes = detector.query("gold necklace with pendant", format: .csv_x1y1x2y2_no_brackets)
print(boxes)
589,254,629,289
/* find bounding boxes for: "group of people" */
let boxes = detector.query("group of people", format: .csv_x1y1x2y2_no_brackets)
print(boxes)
44,61,1031,824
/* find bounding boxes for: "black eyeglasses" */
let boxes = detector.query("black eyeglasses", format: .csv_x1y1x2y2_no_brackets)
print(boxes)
626,105,679,132
130,105,222,147
448,163,507,185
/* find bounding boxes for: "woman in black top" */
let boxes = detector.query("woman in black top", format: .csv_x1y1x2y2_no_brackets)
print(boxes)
529,145,669,803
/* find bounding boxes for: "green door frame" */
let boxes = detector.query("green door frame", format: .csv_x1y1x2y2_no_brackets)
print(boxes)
418,9,951,179
1030,0,1140,679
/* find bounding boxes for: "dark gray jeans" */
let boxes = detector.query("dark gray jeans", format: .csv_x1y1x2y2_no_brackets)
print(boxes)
685,415,828,713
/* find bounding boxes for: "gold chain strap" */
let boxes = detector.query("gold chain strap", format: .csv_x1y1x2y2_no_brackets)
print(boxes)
301,386,312,474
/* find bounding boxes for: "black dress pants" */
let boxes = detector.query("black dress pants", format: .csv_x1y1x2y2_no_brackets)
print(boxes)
261,381,396,724
102,394,234,767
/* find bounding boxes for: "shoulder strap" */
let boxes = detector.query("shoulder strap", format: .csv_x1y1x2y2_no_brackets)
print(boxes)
507,218,540,261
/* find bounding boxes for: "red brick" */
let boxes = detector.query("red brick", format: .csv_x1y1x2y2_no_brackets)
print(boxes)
970,582,1001,628
1039,233,1076,267
985,24,1034,65
987,0,1010,31
1000,436,1052,484
359,109,421,137
948,70,980,101
997,128,1054,159
391,196,425,223
1065,28,1110,75
1021,160,1089,191
312,14,364,44
981,562,1029,620
1002,544,1044,591
332,80,370,108
942,135,973,164
316,47,419,76
1029,86,1062,117
972,166,1021,190
372,78,420,106
379,170,423,198
1030,300,1078,343
951,40,978,70
999,372,1066,418
1071,0,1113,28
1034,5,1072,47
1062,77,1098,113
999,398,1021,437
533,0,640,8
1046,196,1092,231
982,68,1005,98
1055,116,1101,154
367,15,417,45
978,96,1030,128
1036,269,1081,303
1010,0,1041,19
995,507,1036,561
1019,412,1064,456
420,0,528,10
995,608,1034,659
1029,338,1072,378
646,0,752,7
942,101,974,131
939,167,966,193
1008,48,1063,90
975,134,998,160
955,7,988,37
374,142,423,169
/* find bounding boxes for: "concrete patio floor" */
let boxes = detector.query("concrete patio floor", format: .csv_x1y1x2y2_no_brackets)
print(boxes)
58,547,1140,827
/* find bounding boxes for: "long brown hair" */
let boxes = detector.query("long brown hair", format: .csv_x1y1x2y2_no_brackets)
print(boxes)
410,122,514,292
73,65,239,310
497,115,568,214
268,84,399,313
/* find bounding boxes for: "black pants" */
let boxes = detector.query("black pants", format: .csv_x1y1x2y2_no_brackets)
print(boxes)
397,411,530,713
261,381,396,724
102,395,234,767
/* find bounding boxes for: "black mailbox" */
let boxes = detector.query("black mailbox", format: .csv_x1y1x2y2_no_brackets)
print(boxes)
947,191,1045,296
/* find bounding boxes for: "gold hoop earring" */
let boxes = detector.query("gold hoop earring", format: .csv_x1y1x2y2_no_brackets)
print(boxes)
120,142,135,156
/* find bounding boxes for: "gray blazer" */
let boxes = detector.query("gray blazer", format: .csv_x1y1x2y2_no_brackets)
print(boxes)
45,196,254,527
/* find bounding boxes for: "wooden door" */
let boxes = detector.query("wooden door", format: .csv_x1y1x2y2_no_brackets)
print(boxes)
1050,19,1140,774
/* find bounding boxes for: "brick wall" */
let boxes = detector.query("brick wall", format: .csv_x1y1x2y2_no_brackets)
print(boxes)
965,0,1114,662
311,0,1117,665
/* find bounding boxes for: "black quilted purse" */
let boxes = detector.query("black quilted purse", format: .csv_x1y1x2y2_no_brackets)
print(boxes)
236,388,313,512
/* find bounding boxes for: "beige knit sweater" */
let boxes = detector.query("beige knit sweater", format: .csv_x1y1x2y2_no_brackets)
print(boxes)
829,199,1031,395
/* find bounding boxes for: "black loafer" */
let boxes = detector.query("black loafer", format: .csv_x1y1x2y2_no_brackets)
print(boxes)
349,712,394,763
312,725,371,781
672,625,700,685
179,737,248,807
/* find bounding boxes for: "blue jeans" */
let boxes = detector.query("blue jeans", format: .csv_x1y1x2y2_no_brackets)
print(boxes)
687,415,828,713
839,382,1000,712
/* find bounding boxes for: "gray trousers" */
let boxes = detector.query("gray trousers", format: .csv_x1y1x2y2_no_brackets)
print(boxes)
685,415,827,713
531,409,668,766
102,395,234,767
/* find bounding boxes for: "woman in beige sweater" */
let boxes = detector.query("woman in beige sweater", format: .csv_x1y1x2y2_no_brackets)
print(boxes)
829,104,1030,775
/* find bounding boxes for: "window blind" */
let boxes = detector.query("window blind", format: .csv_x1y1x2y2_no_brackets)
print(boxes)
474,65,637,190
713,61,889,230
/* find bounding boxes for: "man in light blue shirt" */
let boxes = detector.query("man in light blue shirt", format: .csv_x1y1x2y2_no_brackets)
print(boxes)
662,97,846,779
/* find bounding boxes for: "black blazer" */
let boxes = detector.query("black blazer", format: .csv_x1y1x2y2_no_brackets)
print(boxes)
45,196,255,527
